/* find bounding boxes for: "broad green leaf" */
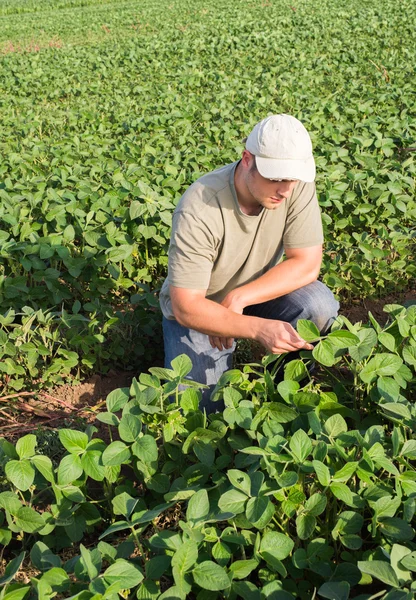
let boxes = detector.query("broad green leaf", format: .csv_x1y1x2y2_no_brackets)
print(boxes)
358,560,400,587
289,429,312,463
102,441,131,466
259,531,294,560
227,469,251,496
228,559,258,580
31,455,54,482
103,559,144,587
15,435,37,460
131,435,158,463
118,414,142,442
5,460,35,491
186,489,210,524
304,493,327,516
312,460,331,487
297,319,321,342
30,541,61,572
324,414,348,438
171,541,198,575
296,514,316,540
318,581,350,600
171,354,193,377
57,453,83,484
106,388,130,413
379,518,415,541
15,507,44,533
245,496,274,529
313,339,336,366
59,430,89,455
218,489,247,515
360,354,403,384
390,544,412,584
327,330,359,347
0,552,25,586
192,561,230,591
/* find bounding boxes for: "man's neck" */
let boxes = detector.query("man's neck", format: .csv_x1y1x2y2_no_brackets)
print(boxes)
234,161,262,216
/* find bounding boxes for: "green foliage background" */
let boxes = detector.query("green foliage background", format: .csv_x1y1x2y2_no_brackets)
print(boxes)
0,0,415,388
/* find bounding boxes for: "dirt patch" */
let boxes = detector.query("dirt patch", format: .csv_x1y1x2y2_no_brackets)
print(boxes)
1,370,133,440
340,287,416,325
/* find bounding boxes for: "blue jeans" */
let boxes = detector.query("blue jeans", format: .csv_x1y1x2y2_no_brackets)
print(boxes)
163,281,339,413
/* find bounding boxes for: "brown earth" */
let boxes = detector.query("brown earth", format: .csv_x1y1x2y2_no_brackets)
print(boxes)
1,289,415,438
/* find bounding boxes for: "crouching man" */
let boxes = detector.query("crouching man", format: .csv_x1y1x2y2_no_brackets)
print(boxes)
159,114,339,412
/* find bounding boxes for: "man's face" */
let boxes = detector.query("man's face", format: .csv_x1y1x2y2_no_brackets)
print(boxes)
244,153,298,211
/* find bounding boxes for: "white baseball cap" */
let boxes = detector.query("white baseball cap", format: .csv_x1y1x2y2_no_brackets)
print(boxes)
245,114,316,182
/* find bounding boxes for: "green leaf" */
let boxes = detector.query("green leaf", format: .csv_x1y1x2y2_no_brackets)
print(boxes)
106,388,130,413
31,455,54,482
131,435,158,463
327,330,359,347
0,552,25,586
112,492,139,518
312,460,331,487
358,560,400,587
218,489,248,515
318,581,350,600
245,496,275,529
313,339,336,366
227,469,251,496
5,460,35,491
259,531,294,560
118,414,142,443
379,518,415,541
390,544,412,584
15,507,44,533
401,440,416,459
0,491,22,515
349,328,377,362
360,354,403,384
103,559,144,587
305,493,327,516
324,414,348,438
186,489,210,524
15,435,37,460
296,514,316,540
57,453,83,484
59,430,89,455
289,429,312,463
81,451,105,481
192,561,230,591
297,319,321,342
102,441,131,466
171,354,193,377
171,541,198,575
30,541,61,572
228,559,258,580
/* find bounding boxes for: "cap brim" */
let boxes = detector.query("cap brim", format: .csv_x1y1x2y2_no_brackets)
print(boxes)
255,155,316,183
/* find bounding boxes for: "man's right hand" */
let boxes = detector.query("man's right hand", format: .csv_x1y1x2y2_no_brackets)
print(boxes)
255,320,313,354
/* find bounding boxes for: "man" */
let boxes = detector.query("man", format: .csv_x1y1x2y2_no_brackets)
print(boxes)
159,114,339,411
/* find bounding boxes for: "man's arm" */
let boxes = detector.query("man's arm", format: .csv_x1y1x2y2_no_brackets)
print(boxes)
170,286,313,354
220,245,322,314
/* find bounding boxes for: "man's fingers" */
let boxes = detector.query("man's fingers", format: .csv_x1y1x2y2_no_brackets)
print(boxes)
209,336,234,351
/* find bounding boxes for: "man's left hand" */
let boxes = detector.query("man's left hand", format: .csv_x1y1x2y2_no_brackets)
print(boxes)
208,291,244,351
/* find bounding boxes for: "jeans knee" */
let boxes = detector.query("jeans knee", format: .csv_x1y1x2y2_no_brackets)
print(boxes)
303,281,339,333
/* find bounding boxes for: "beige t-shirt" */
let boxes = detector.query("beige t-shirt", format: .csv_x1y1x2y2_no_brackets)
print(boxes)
159,162,323,319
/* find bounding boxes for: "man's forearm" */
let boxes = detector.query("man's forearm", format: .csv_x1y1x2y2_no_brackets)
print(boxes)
172,294,261,340
223,252,321,312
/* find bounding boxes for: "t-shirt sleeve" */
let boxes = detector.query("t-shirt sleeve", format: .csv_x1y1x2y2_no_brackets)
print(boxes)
283,182,324,249
168,210,219,290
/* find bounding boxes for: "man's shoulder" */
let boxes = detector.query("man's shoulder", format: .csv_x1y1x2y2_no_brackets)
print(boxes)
177,162,237,214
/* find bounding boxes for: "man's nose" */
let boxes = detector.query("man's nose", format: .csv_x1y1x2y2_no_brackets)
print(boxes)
276,181,295,198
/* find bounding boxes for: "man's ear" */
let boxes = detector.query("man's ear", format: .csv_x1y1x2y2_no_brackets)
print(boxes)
241,149,254,169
